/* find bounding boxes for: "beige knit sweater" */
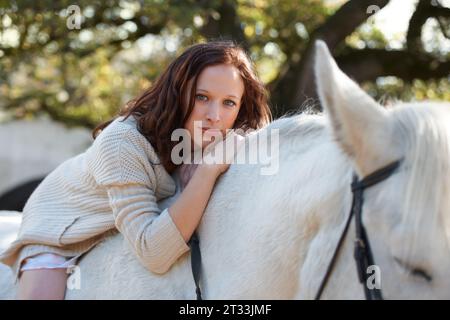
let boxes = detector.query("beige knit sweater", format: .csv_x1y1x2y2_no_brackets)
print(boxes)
0,116,190,282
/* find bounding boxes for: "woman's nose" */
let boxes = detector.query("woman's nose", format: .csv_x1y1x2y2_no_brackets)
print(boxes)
206,103,220,123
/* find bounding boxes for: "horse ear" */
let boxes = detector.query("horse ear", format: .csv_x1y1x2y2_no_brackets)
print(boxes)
314,40,392,176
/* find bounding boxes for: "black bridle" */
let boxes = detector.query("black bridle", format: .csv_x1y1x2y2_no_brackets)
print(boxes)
315,160,402,300
188,232,203,300
189,160,402,301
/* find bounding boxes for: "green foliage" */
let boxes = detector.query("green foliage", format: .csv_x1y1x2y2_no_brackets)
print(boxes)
0,0,449,128
364,77,450,103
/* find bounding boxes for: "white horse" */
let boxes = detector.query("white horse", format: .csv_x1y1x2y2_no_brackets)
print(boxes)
1,41,449,299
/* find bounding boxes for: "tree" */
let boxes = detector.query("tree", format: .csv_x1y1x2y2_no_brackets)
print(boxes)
0,0,449,126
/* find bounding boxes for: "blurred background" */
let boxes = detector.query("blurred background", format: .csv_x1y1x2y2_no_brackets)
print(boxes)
0,0,449,210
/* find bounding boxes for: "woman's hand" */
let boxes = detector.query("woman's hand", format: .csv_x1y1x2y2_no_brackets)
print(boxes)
201,131,245,177
178,132,245,190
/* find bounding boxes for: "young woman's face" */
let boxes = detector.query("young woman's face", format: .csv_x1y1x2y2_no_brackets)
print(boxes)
184,64,244,149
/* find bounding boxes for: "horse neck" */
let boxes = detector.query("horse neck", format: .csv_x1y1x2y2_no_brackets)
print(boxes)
197,116,354,298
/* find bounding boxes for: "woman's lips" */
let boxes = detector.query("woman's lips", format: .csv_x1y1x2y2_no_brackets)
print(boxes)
201,127,221,133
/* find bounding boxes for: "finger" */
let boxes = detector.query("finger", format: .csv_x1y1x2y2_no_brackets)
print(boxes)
223,133,245,164
203,131,224,155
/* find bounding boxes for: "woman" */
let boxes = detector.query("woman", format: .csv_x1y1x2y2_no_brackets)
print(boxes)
0,40,272,299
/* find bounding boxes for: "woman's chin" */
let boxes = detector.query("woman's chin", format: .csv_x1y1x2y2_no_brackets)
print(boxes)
203,141,212,148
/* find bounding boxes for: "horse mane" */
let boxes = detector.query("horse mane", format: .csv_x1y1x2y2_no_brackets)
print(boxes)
393,103,450,261
263,108,328,156
260,102,450,263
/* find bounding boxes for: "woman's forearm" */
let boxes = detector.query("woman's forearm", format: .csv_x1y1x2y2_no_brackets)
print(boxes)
168,165,220,243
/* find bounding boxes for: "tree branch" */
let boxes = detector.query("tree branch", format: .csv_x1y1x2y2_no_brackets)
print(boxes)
407,0,450,52
314,0,390,50
336,48,450,83
437,16,450,38
199,0,248,49
270,0,390,116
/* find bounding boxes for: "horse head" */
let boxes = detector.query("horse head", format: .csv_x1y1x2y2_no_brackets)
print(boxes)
311,40,450,299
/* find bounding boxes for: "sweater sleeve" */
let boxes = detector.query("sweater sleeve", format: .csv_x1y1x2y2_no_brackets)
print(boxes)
87,126,156,187
88,124,190,274
107,184,190,274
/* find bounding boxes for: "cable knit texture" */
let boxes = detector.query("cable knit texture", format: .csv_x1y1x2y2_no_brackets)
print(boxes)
0,116,190,282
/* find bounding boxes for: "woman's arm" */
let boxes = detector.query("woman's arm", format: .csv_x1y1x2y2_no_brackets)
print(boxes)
169,132,244,242
168,165,220,243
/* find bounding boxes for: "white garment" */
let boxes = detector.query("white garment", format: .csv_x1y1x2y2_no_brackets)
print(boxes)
20,253,77,272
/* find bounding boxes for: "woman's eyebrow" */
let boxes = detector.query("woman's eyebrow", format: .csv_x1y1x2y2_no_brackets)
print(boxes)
197,88,239,99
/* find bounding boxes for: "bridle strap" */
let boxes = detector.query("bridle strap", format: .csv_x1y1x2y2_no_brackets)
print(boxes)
351,161,402,191
314,196,355,300
315,160,401,300
188,232,203,300
352,174,382,300
190,160,401,300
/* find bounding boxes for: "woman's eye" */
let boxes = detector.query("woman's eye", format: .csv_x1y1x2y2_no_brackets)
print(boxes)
224,100,236,107
195,94,207,101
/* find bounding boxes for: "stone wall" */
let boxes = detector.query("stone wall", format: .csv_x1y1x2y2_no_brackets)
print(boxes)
0,118,92,195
